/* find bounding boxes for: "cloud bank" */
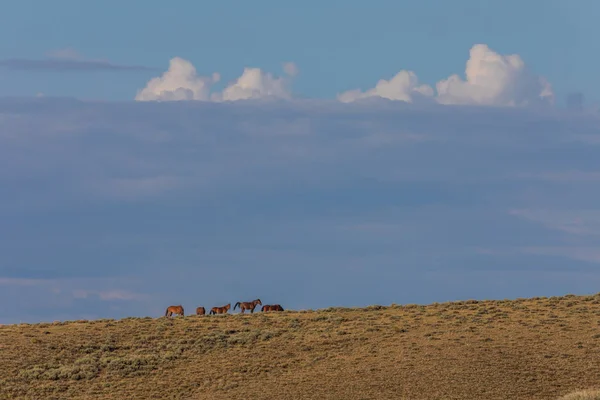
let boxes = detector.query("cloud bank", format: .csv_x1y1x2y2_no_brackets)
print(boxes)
1,97,599,323
135,44,553,106
0,48,152,72
338,44,554,106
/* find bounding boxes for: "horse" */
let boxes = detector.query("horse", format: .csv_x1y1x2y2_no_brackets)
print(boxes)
234,299,262,314
209,304,231,315
196,306,206,316
165,305,185,317
261,304,284,312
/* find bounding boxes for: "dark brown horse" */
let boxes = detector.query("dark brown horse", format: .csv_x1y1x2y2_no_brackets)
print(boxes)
261,304,284,312
165,305,184,317
234,299,262,313
209,304,231,315
196,306,206,316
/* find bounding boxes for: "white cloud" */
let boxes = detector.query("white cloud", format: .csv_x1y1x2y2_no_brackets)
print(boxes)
137,45,555,106
213,65,295,102
135,57,220,101
136,59,296,102
436,44,554,106
339,44,553,107
338,70,434,103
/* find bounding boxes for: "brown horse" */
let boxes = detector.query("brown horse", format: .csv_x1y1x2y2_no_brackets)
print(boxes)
165,305,184,317
234,299,262,314
209,304,231,315
261,304,284,312
196,306,206,316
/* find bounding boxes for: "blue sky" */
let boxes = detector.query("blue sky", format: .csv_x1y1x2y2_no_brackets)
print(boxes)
1,2,600,323
0,0,598,104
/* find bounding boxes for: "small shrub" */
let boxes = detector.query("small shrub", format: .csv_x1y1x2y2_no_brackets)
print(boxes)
260,331,276,341
322,307,348,313
227,331,260,345
289,318,301,329
364,305,386,311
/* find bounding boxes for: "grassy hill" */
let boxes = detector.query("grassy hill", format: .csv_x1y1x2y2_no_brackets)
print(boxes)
2,294,600,399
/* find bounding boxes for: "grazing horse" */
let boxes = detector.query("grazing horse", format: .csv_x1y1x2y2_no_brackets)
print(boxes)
196,306,206,316
234,299,262,314
209,304,231,315
165,305,184,317
261,304,284,312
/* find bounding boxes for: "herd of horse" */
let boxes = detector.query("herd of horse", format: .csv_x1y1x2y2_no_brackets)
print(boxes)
164,298,284,317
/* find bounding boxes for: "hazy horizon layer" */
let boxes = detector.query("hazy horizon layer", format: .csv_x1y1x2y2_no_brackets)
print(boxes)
1,97,599,323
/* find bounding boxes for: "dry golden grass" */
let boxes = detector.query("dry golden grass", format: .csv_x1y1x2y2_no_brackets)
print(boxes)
560,390,600,400
2,294,600,399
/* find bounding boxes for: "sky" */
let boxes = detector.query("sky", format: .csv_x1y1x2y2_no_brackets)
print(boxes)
0,0,599,104
1,1,600,324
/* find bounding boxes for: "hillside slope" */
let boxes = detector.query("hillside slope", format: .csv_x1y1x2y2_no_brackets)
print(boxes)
1,294,600,399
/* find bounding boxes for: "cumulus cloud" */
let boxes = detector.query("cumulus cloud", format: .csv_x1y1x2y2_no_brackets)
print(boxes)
214,65,295,101
436,44,554,106
135,57,220,101
136,59,297,102
339,44,554,107
338,70,434,103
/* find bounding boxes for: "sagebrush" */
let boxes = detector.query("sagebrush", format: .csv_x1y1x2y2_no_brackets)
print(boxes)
1,294,600,399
